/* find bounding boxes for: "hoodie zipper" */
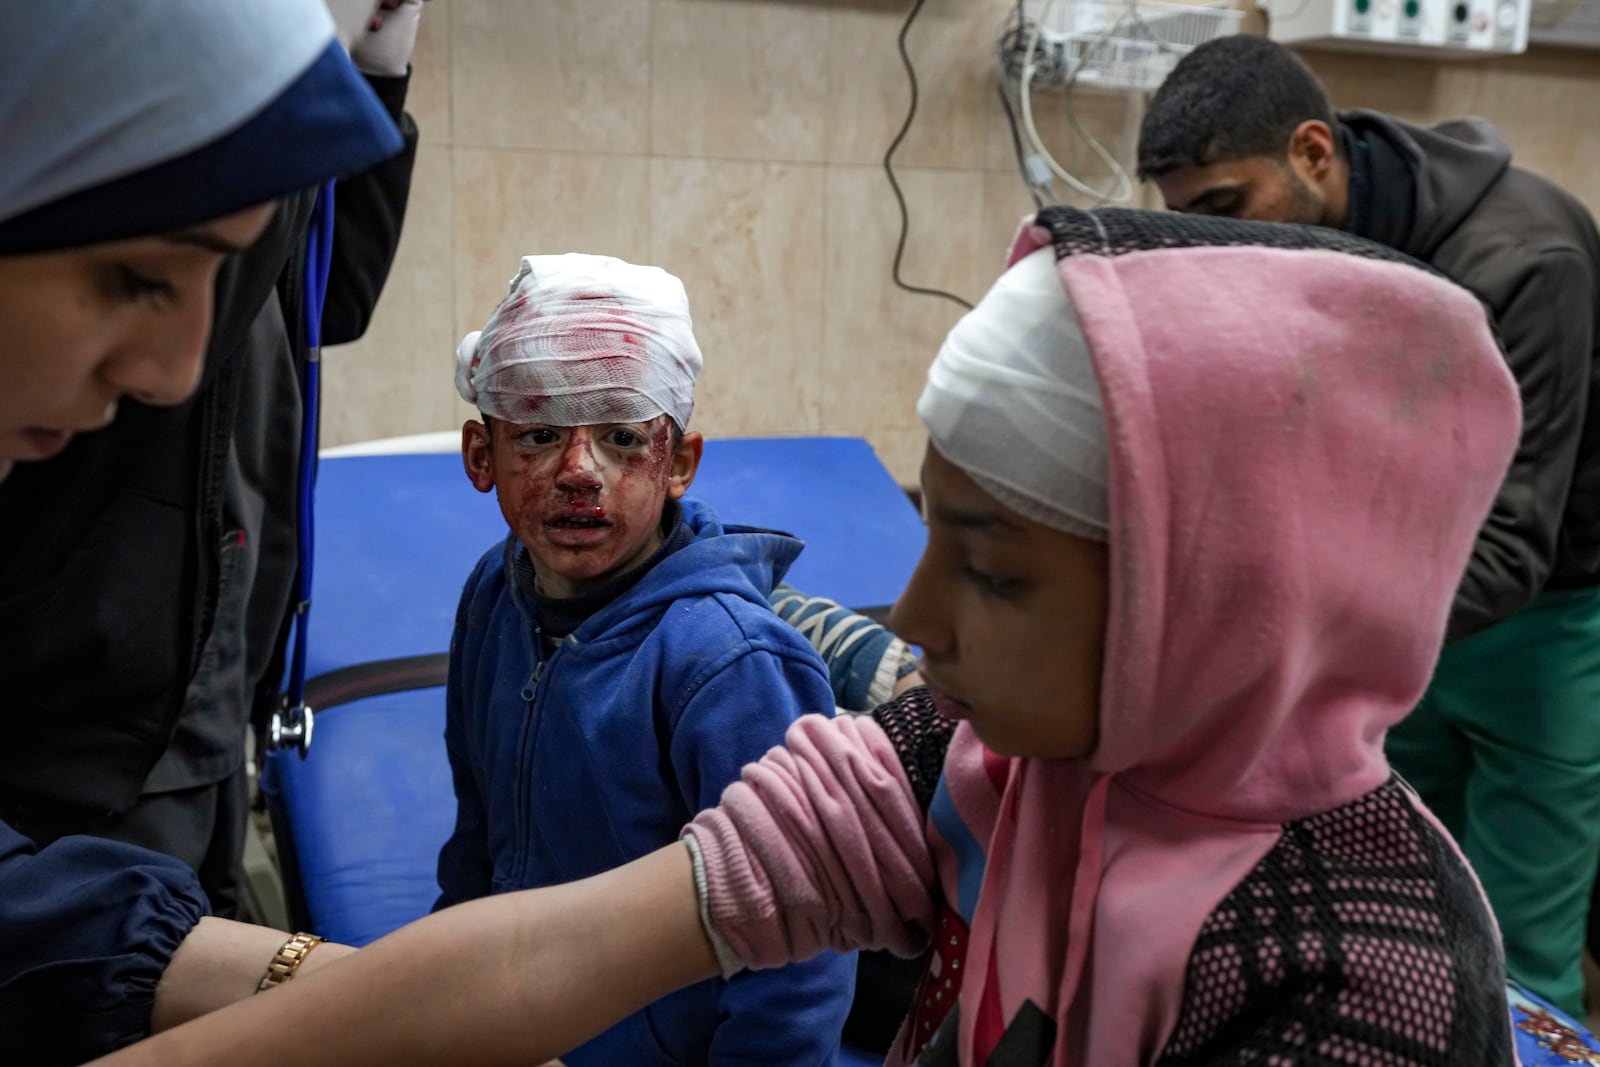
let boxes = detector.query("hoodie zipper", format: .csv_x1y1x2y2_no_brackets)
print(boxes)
511,634,555,887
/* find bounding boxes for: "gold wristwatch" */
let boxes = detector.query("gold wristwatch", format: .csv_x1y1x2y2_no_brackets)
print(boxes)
256,932,326,993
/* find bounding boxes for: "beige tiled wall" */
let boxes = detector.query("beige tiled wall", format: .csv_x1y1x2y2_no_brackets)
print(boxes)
322,0,1600,485
320,0,1092,482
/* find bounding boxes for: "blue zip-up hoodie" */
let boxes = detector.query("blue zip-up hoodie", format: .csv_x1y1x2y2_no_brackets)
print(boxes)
435,497,854,1066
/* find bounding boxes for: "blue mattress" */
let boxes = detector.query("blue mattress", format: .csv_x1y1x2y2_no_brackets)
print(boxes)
301,436,924,679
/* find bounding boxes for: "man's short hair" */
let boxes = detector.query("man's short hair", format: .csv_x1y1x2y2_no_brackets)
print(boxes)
1137,36,1339,180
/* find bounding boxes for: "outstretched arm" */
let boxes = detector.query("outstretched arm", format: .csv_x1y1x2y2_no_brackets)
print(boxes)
98,707,937,1067
93,845,714,1067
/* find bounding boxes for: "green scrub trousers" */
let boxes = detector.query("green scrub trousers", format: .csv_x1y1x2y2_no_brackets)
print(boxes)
1387,586,1600,1018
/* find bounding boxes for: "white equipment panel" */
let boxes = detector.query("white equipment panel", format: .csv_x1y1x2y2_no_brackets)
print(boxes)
1267,0,1530,54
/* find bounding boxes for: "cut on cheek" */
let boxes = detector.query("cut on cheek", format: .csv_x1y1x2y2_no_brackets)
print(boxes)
593,423,675,528
644,422,673,481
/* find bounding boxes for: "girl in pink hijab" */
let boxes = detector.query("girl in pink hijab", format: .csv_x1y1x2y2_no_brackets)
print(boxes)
681,207,1522,1065
103,206,1521,1067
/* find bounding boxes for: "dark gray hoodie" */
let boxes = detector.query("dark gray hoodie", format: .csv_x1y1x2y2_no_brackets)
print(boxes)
1344,110,1600,640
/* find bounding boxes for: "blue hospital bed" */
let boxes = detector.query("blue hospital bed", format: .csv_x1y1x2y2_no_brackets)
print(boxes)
262,435,924,1065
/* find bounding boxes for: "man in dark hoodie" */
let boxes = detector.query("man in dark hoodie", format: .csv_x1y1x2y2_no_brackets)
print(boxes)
1135,34,1600,1017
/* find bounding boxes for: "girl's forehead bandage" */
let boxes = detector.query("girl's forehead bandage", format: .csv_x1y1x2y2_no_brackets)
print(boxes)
917,248,1108,541
455,254,704,430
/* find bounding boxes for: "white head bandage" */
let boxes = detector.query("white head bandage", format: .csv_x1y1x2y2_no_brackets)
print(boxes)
917,248,1108,541
455,254,703,430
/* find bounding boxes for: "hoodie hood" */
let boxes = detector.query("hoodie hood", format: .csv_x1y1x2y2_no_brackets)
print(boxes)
1341,110,1512,261
1053,207,1521,824
935,207,1520,1066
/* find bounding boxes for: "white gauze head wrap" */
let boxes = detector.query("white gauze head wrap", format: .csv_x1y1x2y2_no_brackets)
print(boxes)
917,248,1108,541
455,254,703,430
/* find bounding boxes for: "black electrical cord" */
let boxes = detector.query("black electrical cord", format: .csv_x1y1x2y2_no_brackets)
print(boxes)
884,0,975,311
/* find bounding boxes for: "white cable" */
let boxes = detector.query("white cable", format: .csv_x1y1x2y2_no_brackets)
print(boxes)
1059,6,1136,204
1018,0,1135,204
1061,35,1136,205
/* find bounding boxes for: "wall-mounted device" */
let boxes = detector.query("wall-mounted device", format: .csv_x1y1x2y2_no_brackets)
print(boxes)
1266,0,1531,55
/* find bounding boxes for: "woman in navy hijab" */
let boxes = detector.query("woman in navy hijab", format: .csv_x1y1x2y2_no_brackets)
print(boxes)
0,1,401,1061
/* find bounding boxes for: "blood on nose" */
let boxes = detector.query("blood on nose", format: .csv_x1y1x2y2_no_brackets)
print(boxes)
555,433,602,491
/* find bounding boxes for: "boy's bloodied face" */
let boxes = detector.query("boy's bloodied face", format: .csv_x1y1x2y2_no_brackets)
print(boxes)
891,445,1109,760
463,414,702,599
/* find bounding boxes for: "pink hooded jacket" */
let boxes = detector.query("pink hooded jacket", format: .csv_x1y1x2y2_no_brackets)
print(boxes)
683,209,1523,1065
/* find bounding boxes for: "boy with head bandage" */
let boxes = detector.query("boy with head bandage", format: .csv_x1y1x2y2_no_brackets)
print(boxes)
438,254,854,1066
